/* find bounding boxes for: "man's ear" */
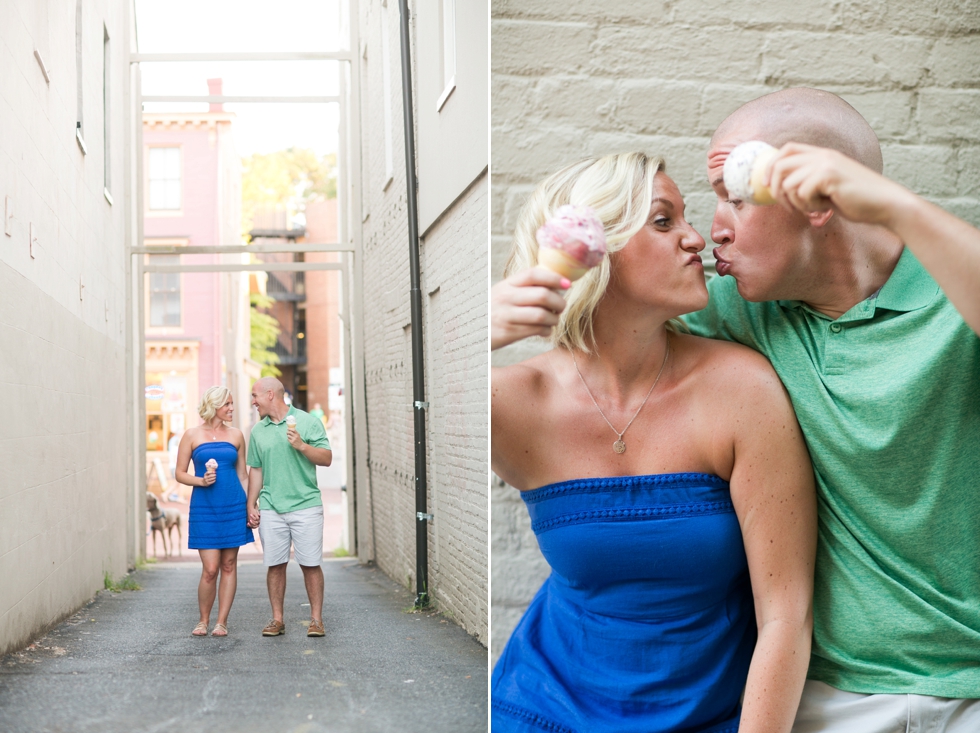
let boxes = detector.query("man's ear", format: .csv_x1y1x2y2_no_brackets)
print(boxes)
808,208,834,228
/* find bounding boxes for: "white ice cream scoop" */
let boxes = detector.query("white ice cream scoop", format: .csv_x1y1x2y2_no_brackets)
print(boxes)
205,458,217,471
723,141,779,205
285,416,297,430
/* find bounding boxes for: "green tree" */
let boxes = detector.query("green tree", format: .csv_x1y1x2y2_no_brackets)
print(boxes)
250,291,281,377
241,148,337,237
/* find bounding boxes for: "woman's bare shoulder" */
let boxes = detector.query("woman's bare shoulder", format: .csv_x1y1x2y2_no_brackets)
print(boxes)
181,425,206,443
679,332,780,385
492,351,557,401
675,332,792,423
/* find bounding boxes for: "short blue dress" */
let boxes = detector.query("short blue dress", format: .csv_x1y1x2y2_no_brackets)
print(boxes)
188,441,255,550
491,473,756,733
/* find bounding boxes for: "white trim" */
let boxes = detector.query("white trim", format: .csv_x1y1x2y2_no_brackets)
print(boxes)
436,76,455,112
76,128,88,155
141,95,339,104
104,188,114,205
130,52,351,63
133,243,352,255
144,262,345,274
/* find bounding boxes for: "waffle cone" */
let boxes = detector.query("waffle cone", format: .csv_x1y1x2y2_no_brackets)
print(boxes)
537,247,590,281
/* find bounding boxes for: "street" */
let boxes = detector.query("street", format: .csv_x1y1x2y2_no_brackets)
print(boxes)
0,559,488,733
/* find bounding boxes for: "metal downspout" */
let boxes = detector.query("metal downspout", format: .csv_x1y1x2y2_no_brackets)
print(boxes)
397,0,430,608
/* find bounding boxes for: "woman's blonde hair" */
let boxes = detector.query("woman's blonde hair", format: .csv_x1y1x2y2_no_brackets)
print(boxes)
504,152,665,353
199,386,233,422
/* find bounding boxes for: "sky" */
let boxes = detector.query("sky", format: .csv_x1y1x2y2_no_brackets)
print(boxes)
134,0,343,157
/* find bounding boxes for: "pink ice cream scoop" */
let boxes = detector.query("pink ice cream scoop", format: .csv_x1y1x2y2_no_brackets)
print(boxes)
536,204,607,281
205,459,217,471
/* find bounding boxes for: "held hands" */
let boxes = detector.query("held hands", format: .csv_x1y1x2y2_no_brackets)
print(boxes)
762,143,914,229
247,506,261,528
491,266,570,350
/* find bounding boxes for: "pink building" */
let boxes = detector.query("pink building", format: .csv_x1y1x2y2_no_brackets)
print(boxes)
142,79,255,477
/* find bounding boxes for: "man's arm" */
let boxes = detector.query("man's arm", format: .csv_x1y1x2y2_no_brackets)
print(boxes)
246,466,262,527
286,429,332,466
299,444,333,466
769,143,980,335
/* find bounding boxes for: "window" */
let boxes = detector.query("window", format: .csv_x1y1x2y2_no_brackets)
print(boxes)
148,147,181,211
103,25,111,201
75,0,86,154
380,0,394,187
437,0,456,111
149,255,181,327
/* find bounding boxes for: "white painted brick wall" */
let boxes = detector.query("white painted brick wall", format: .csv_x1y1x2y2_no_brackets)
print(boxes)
358,0,488,644
0,0,131,656
421,175,489,644
491,0,980,664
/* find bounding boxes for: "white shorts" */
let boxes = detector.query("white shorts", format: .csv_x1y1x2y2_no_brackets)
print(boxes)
258,506,323,567
793,680,980,733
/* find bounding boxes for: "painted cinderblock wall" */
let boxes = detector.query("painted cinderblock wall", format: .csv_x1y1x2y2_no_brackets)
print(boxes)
357,0,488,644
491,0,980,663
0,0,133,656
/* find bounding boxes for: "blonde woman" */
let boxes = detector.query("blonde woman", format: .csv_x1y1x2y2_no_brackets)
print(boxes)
491,153,817,732
175,386,254,637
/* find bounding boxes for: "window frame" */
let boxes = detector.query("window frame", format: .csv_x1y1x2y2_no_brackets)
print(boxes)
146,145,184,215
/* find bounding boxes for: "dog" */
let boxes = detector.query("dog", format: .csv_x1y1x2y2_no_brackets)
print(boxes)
146,492,183,558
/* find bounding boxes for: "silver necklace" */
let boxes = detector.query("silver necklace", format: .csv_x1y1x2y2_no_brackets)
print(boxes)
572,335,670,454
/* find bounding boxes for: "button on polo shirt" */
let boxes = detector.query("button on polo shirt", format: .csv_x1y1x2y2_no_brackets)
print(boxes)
684,247,980,697
247,406,331,514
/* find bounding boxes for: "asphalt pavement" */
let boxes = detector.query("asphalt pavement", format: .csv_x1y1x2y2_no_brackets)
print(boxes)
0,559,488,733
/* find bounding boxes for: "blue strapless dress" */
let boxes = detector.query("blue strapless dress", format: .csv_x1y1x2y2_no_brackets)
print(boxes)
188,441,255,550
491,473,756,733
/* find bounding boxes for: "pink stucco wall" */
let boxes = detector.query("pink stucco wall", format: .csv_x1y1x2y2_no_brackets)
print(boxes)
143,116,232,398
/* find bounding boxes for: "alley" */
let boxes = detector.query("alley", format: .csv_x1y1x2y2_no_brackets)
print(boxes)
0,560,487,733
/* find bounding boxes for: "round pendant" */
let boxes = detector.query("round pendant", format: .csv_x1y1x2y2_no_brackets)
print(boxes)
613,440,626,454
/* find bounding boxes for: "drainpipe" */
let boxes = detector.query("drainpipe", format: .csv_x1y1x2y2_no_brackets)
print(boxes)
397,0,430,608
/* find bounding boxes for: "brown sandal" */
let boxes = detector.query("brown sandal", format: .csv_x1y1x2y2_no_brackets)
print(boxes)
211,623,228,637
191,622,209,637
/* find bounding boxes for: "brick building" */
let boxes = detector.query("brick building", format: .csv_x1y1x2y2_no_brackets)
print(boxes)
491,1,980,662
355,0,488,643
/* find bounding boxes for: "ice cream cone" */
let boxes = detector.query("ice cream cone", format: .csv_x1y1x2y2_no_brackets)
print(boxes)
535,204,607,282
537,247,590,281
724,141,778,206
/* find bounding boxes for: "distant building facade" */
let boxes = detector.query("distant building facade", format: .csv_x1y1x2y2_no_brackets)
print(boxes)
142,80,255,483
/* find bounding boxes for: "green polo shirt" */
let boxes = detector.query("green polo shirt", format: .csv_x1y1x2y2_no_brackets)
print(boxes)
684,247,980,697
246,406,331,514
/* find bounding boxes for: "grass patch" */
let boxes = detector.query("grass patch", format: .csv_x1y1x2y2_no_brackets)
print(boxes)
134,556,158,571
103,571,141,593
333,546,350,558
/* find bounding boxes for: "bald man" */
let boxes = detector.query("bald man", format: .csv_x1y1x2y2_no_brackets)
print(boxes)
684,87,980,730
247,378,332,638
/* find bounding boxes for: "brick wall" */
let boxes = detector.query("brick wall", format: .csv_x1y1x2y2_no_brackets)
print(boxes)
491,0,980,662
358,0,488,644
420,175,489,643
0,0,132,655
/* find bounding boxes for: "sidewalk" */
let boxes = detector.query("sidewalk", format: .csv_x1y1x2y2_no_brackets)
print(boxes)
0,559,488,733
